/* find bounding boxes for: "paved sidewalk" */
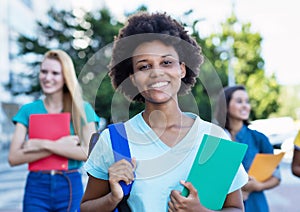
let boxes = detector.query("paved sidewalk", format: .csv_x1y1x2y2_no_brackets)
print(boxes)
1,147,300,211
266,161,300,212
0,148,87,211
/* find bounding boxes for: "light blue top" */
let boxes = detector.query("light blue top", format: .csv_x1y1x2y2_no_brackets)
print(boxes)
85,112,248,212
12,99,99,170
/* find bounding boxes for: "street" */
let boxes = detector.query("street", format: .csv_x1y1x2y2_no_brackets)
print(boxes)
265,158,300,211
0,150,26,211
1,149,299,211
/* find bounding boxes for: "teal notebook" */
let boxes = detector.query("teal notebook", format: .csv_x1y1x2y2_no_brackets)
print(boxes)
181,134,248,210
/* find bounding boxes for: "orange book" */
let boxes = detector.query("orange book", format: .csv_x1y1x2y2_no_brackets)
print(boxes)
28,113,70,171
248,152,285,182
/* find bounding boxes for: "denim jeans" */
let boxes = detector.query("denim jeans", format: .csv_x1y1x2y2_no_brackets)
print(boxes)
23,171,83,212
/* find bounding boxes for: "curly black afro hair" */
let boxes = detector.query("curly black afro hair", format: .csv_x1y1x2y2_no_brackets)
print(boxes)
109,11,204,102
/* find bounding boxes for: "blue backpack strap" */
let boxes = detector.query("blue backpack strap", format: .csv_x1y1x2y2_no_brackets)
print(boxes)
108,123,133,196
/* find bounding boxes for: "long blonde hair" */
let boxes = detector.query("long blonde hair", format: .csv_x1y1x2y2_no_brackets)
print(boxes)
43,49,87,142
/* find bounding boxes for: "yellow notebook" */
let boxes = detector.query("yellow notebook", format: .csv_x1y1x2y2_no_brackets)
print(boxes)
248,152,285,182
294,130,300,147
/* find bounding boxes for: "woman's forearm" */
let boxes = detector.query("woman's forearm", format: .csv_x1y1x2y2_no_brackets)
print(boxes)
8,148,51,166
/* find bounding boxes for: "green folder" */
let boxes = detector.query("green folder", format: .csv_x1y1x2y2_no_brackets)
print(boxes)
181,134,248,210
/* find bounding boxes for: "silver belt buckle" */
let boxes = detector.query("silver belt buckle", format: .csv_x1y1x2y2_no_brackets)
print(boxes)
50,170,56,175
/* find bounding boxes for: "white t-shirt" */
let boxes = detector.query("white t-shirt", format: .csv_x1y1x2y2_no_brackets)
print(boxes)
85,112,248,212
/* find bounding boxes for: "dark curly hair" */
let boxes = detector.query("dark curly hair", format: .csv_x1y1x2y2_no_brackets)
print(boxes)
109,11,204,102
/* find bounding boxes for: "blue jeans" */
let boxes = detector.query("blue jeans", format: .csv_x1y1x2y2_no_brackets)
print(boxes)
23,170,83,212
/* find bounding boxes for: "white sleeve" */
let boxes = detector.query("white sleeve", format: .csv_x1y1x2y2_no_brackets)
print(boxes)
228,164,248,193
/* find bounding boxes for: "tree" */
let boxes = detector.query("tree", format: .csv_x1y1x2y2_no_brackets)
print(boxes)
15,7,280,123
16,7,124,122
272,85,300,120
190,12,280,120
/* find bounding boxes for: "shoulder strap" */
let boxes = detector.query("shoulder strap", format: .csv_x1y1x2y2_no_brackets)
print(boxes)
88,131,101,157
108,123,133,196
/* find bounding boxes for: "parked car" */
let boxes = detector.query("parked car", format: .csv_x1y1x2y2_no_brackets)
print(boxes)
249,117,298,162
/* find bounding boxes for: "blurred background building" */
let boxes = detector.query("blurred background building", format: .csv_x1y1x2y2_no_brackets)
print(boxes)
0,0,42,148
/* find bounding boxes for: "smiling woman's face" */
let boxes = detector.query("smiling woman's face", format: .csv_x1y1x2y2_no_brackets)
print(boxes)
39,58,64,95
130,40,186,104
228,89,251,121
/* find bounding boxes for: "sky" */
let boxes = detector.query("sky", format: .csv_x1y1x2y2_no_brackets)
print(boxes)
52,0,300,85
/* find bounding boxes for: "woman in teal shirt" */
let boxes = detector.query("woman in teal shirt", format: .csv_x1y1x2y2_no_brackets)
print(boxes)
8,49,99,211
215,85,281,212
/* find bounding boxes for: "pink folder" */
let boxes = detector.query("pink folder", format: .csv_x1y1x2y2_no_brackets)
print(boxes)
28,113,70,171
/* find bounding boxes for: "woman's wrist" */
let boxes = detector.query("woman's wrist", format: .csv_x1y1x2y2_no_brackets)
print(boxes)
107,192,122,210
42,139,54,151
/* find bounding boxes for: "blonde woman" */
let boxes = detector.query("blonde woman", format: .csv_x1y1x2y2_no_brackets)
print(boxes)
8,49,99,211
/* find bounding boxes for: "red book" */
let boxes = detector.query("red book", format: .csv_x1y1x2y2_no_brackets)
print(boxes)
28,113,70,171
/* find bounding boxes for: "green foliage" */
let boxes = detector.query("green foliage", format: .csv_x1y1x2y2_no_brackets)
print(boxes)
271,85,300,120
15,7,280,123
16,7,123,122
197,12,280,120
